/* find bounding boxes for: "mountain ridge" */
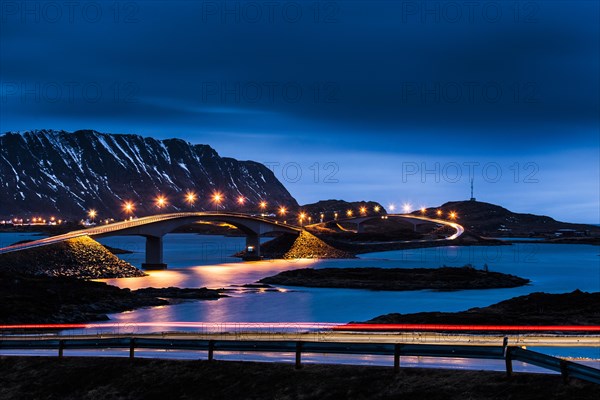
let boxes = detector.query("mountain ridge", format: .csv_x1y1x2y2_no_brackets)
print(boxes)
0,129,298,219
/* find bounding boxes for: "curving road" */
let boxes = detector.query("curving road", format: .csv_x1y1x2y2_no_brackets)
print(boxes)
330,213,464,244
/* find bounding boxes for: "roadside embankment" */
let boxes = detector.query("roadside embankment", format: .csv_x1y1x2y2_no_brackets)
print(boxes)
0,271,225,324
0,236,144,278
0,357,598,400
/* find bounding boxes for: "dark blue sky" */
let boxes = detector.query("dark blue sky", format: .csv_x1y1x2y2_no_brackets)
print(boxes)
1,1,598,222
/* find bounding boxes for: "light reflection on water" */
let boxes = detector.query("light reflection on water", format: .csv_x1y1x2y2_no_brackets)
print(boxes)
0,231,48,248
93,234,600,327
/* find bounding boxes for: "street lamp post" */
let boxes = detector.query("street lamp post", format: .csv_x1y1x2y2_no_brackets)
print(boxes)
155,195,167,210
299,212,306,227
279,206,287,224
212,193,223,212
185,191,197,209
259,201,267,216
123,201,135,219
87,209,97,223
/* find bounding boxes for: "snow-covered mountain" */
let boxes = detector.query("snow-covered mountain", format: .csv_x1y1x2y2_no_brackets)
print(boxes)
0,130,298,219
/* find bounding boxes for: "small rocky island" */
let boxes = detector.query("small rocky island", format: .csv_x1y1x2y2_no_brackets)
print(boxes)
0,236,144,278
0,272,225,324
365,290,600,326
258,266,529,291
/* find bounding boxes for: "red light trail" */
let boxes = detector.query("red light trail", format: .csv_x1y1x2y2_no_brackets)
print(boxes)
0,322,599,332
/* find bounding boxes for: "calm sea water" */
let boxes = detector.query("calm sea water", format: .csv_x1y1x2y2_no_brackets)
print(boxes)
88,234,600,325
2,232,598,323
2,232,599,360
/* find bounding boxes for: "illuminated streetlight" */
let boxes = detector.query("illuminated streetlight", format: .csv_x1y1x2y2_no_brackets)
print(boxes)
185,191,197,206
155,195,167,209
346,210,353,217
88,209,97,221
359,206,367,215
449,211,457,220
420,207,426,214
334,212,338,220
237,196,246,206
299,212,306,227
212,192,223,211
259,201,267,215
279,206,287,216
320,212,325,222
388,204,396,212
402,203,412,213
123,201,134,217
436,209,442,217
374,205,380,212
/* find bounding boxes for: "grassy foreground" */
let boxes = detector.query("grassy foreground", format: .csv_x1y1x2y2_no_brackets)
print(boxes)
0,357,598,400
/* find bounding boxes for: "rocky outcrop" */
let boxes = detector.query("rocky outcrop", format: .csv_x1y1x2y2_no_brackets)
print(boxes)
0,272,225,324
259,266,529,290
420,200,600,236
0,236,144,278
367,290,600,326
283,230,353,259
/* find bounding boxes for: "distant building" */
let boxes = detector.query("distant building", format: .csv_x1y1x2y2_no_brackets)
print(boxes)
554,229,583,237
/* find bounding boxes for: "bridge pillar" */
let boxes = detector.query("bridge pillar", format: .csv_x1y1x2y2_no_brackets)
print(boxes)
243,233,262,261
356,223,365,233
142,235,167,269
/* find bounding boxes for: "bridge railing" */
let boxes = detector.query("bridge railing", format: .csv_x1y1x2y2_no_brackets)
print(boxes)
0,336,598,384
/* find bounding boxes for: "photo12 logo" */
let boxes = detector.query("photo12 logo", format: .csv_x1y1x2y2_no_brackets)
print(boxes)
264,162,340,184
408,245,541,265
400,81,541,105
0,81,140,104
200,81,340,104
401,162,540,184
0,1,140,24
199,1,340,24
399,1,540,24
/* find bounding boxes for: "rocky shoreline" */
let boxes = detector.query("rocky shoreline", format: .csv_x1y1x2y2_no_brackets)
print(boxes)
366,290,600,327
0,236,144,279
237,231,354,259
248,230,506,259
258,266,529,291
0,271,225,325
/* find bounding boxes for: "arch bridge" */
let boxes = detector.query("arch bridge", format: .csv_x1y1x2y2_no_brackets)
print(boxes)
0,212,301,269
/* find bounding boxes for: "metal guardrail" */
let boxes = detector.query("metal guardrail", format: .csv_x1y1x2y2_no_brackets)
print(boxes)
1,337,598,384
508,347,600,384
